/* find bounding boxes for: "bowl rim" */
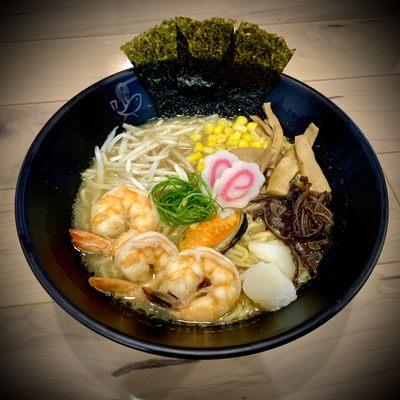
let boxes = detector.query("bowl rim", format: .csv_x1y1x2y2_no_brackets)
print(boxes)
15,69,389,359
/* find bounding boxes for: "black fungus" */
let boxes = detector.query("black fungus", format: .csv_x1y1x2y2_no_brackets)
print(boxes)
252,177,333,283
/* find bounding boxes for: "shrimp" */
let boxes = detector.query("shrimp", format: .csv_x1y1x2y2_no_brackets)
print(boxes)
88,277,141,299
91,185,159,239
69,228,137,256
69,185,159,255
79,232,178,300
72,231,178,284
115,232,178,283
159,247,241,322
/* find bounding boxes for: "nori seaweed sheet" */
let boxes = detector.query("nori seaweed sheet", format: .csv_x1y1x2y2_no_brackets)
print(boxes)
121,17,294,118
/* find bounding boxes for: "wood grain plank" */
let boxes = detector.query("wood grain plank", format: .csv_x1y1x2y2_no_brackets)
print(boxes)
379,153,400,202
0,75,399,192
1,0,398,41
0,18,399,105
378,183,400,264
0,101,64,189
304,75,400,155
1,262,399,399
0,189,52,307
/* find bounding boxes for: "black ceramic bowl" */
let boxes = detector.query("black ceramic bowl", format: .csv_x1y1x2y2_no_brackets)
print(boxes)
15,69,388,359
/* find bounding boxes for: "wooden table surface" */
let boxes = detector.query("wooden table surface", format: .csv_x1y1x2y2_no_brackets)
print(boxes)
1,1,399,399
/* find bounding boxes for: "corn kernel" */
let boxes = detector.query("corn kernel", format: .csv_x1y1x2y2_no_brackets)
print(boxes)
250,141,263,149
230,131,242,141
218,118,233,127
202,146,215,154
194,142,203,151
242,133,252,141
207,134,218,144
238,139,249,148
262,142,269,149
187,152,203,162
203,123,215,135
224,126,234,136
246,122,258,131
197,158,205,171
232,122,247,133
226,139,238,148
215,144,225,150
214,124,224,135
216,135,226,144
190,133,202,141
235,116,248,125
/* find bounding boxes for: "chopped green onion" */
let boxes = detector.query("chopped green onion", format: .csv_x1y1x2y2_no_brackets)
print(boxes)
149,172,220,226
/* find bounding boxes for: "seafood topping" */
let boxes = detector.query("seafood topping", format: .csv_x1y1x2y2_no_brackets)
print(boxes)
202,150,239,189
159,247,241,322
202,151,265,209
179,211,248,253
242,262,297,311
213,160,265,209
115,231,178,282
89,277,140,298
248,240,296,281
91,186,159,239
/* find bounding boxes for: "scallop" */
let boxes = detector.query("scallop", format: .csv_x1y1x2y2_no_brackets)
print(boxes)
179,212,247,252
248,240,296,281
242,262,297,311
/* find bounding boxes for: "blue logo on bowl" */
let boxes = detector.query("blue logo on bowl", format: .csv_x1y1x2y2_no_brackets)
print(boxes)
108,71,155,125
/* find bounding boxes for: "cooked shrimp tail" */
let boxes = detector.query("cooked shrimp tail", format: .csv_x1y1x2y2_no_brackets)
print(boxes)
69,229,113,256
88,277,139,297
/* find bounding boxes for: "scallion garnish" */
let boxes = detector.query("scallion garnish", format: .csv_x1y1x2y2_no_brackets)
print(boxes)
149,172,220,226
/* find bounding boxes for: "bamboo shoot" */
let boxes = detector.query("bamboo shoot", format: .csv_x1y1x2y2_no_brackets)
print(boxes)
267,123,319,195
256,103,284,172
295,134,331,193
